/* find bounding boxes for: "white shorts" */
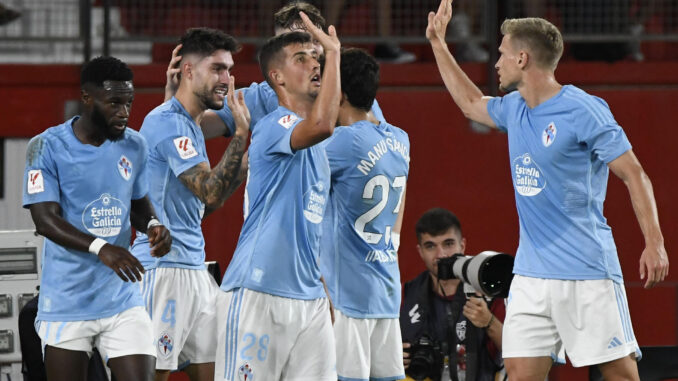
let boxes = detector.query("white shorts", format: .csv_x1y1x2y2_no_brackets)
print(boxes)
141,267,219,370
215,288,336,381
334,309,405,381
36,306,155,362
502,275,641,367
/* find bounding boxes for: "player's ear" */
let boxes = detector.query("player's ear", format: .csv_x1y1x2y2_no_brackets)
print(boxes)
270,69,283,86
80,88,93,106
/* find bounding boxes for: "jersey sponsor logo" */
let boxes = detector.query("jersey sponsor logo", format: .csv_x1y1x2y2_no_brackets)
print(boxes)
456,320,467,341
409,304,421,324
277,114,298,129
82,193,127,237
238,362,254,381
173,136,198,160
157,332,174,358
542,122,557,147
513,153,546,196
27,169,44,194
117,155,133,181
302,181,327,224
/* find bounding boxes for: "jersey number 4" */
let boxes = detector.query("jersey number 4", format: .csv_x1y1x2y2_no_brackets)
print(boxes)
354,175,406,245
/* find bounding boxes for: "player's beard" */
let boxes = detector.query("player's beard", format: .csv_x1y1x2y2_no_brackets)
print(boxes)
197,86,223,111
92,103,124,141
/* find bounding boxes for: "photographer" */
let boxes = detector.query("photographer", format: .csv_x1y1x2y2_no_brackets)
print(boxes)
400,208,505,381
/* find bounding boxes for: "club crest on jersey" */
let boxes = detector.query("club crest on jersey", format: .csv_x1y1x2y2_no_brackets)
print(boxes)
27,169,44,194
278,114,298,129
117,155,132,181
238,362,254,380
542,122,557,147
456,320,467,341
157,332,174,358
173,136,198,159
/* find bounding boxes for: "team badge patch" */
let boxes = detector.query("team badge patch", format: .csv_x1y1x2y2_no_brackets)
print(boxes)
173,136,198,159
117,155,132,181
27,169,44,194
456,320,467,342
542,122,557,147
157,332,174,358
238,362,254,381
278,114,298,129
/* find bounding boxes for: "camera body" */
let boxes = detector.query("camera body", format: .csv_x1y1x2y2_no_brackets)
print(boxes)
407,335,444,381
437,251,514,298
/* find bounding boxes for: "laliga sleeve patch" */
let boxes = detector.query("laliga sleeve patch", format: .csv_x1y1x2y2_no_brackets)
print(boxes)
173,136,198,159
27,169,44,194
278,114,299,129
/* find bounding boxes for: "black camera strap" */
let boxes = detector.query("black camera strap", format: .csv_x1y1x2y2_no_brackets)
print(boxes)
444,301,460,381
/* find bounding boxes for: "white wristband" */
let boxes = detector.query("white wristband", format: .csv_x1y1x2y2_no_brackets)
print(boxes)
147,218,161,231
88,238,107,255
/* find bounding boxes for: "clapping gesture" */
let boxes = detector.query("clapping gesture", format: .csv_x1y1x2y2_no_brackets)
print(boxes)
427,0,453,42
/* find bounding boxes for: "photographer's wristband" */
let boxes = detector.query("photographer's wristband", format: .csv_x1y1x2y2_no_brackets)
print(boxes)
483,314,495,329
88,238,107,255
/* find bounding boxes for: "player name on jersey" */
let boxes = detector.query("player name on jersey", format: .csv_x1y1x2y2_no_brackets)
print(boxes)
357,137,409,176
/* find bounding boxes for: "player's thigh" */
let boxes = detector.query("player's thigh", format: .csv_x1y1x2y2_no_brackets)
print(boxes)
283,297,336,381
502,275,565,363
504,356,553,381
44,345,90,381
334,310,371,380
369,317,405,381
551,279,641,368
96,306,156,361
107,354,155,381
179,270,220,365
145,268,204,369
215,288,299,381
597,354,639,381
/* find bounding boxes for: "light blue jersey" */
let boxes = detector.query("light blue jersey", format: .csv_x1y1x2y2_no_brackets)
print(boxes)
22,118,148,321
220,106,330,300
214,81,386,135
319,121,410,318
131,97,209,270
487,85,632,282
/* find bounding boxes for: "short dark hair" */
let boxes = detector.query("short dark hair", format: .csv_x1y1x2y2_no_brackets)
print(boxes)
415,208,463,243
274,2,326,32
340,48,379,112
80,56,133,88
178,27,240,58
258,31,312,87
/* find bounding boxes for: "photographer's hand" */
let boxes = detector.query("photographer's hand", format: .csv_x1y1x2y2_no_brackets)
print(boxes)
402,342,411,369
464,294,503,351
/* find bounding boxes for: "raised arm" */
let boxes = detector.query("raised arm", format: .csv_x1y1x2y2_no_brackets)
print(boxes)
178,77,249,212
427,0,496,127
289,12,342,150
608,149,668,288
29,201,146,282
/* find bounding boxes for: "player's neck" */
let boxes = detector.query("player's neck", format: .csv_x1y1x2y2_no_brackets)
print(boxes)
72,115,106,147
277,91,314,119
176,86,207,122
337,106,378,127
519,71,562,109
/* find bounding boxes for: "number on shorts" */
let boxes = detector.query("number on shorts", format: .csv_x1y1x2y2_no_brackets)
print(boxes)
161,299,176,328
354,175,406,244
239,333,270,362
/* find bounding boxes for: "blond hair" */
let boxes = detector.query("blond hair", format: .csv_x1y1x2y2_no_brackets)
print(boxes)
500,18,563,70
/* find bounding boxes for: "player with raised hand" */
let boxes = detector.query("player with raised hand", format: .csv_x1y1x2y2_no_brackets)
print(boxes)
215,12,341,381
426,1,668,380
23,56,172,381
131,28,248,381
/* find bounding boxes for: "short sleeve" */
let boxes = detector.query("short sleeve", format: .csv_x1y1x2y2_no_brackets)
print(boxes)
257,112,303,158
371,98,387,123
214,82,280,136
155,135,207,177
576,98,632,163
131,136,149,200
324,127,354,176
486,96,509,132
23,135,60,207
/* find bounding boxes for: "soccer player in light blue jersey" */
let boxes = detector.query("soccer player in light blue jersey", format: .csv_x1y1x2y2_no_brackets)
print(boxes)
318,48,410,381
215,14,341,380
163,2,385,140
130,28,248,381
427,1,668,380
23,56,172,381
